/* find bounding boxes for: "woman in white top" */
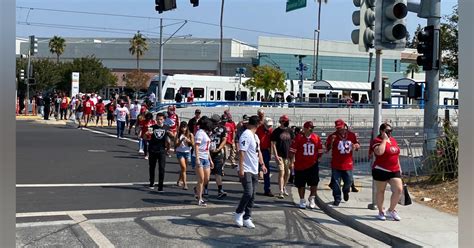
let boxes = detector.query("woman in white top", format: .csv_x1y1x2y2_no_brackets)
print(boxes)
192,118,214,206
174,121,194,190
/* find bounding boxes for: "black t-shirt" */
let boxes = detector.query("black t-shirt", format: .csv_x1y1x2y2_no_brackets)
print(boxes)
148,124,171,153
188,117,199,134
270,127,295,158
210,124,227,157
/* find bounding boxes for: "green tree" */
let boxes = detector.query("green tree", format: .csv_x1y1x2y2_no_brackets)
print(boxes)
406,24,422,49
440,5,458,79
31,59,64,91
48,36,66,63
129,31,148,70
405,63,420,79
244,65,286,98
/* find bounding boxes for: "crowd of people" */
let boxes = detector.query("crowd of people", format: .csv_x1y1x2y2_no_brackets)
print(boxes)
130,106,404,228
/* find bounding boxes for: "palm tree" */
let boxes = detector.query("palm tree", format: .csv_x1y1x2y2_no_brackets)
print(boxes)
129,31,148,70
406,63,420,79
48,36,66,63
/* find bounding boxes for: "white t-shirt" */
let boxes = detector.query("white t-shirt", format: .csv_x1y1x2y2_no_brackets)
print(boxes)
239,129,260,174
114,106,129,122
193,129,210,160
176,134,191,153
129,103,141,119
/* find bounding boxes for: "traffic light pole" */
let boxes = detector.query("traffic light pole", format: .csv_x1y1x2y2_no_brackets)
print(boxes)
368,48,383,210
423,0,441,154
26,49,31,112
157,18,164,105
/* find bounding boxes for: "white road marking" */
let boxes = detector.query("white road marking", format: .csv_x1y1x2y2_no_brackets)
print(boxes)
88,150,107,153
69,213,115,248
16,220,76,228
82,127,138,143
17,204,234,218
16,181,241,188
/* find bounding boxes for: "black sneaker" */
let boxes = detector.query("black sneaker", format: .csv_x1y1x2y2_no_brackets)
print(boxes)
264,192,275,197
351,186,359,193
343,192,349,201
333,200,340,206
217,191,227,199
157,187,164,193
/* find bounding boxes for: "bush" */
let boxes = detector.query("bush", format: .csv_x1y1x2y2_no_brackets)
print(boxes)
428,122,458,182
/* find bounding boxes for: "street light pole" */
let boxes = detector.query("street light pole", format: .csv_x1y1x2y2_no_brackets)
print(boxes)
157,18,164,105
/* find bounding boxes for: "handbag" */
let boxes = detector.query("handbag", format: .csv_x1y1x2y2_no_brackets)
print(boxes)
398,183,413,206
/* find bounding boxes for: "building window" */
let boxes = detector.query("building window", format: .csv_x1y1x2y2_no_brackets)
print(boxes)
193,88,205,98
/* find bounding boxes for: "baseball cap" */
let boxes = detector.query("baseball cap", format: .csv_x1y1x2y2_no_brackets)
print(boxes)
264,117,274,128
242,114,249,123
279,115,289,122
335,119,346,129
303,121,315,129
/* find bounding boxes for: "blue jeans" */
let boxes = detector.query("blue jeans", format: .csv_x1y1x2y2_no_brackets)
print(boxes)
236,172,258,220
261,149,271,193
116,121,125,138
331,169,353,202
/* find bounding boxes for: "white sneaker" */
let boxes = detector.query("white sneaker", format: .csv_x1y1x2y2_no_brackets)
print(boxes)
299,199,307,209
283,187,289,196
377,212,386,221
234,212,244,227
387,209,401,221
308,196,316,209
138,149,144,154
243,218,255,229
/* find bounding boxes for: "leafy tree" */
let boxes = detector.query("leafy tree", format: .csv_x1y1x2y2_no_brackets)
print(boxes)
406,24,422,49
129,31,148,70
440,5,458,79
124,70,150,99
48,36,66,63
31,59,64,91
244,65,286,98
405,63,420,79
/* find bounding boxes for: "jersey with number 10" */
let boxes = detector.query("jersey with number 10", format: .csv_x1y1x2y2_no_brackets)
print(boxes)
290,133,323,171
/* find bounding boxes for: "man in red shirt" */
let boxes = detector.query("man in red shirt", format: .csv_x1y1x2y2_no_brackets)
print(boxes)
256,117,274,196
83,96,94,127
290,121,323,209
325,119,360,206
59,94,70,120
224,110,237,168
166,105,179,135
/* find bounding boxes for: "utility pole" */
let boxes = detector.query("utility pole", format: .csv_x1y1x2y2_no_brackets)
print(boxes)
368,49,383,210
157,18,164,104
219,0,225,76
314,0,323,81
422,0,441,154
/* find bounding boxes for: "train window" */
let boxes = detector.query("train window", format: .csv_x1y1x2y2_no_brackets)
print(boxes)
240,91,248,101
351,93,360,102
180,87,191,97
309,93,319,103
257,92,261,101
318,93,326,98
225,91,236,101
217,91,221,100
210,90,215,101
164,88,175,100
193,88,205,98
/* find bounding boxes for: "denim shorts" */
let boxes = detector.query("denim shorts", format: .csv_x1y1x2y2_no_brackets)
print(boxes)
176,152,191,160
191,156,211,170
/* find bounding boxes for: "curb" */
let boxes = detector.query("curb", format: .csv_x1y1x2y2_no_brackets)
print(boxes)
314,192,422,247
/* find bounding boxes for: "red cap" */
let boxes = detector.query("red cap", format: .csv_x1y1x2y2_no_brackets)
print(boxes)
279,115,289,122
335,119,346,129
303,121,314,129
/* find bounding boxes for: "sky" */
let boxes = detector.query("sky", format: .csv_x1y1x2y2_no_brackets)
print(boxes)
16,0,458,46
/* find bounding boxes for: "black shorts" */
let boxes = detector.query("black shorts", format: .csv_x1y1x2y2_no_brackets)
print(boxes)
372,168,401,181
294,164,320,188
211,154,224,176
129,119,137,127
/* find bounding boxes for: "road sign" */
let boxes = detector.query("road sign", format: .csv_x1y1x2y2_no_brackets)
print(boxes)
286,0,307,12
71,72,80,97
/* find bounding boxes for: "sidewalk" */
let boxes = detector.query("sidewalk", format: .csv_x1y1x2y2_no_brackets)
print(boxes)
314,169,458,247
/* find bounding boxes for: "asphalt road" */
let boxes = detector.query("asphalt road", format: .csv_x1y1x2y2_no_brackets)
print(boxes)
16,120,387,247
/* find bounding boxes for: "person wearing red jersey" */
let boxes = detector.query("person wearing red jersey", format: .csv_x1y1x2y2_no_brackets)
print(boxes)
224,110,238,168
94,99,106,128
83,96,94,127
256,117,274,197
370,123,403,221
139,112,156,160
290,121,323,209
325,119,360,206
166,105,180,135
59,94,70,120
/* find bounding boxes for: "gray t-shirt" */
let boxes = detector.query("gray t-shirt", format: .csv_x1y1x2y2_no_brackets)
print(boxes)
239,129,260,175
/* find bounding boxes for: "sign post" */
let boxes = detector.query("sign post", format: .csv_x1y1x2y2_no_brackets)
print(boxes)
71,72,80,97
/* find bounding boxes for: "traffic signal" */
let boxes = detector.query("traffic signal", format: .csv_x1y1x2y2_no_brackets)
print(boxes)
408,83,422,99
351,0,375,52
29,35,38,55
190,0,199,7
20,69,25,81
375,0,408,50
155,0,177,13
416,25,437,71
